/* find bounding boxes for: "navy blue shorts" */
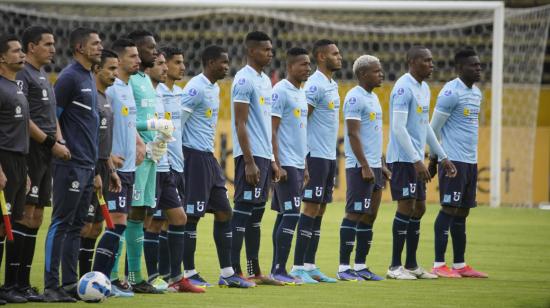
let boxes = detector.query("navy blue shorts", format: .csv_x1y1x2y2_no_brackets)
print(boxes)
26,140,53,207
150,170,184,220
439,161,477,208
302,155,336,204
106,171,134,214
0,150,27,221
234,155,272,204
270,166,304,214
184,147,231,217
86,159,110,223
345,167,384,214
387,162,426,201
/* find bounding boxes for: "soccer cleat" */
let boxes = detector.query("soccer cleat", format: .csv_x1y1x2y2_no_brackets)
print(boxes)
336,269,363,281
431,265,462,278
355,268,384,281
270,273,302,286
17,286,44,302
405,266,438,279
248,274,285,286
307,268,337,283
167,278,205,293
150,276,169,291
109,280,135,298
290,269,319,284
219,274,257,288
0,286,27,303
42,287,77,303
386,266,417,280
452,265,488,278
0,298,5,305
131,280,164,294
187,273,212,288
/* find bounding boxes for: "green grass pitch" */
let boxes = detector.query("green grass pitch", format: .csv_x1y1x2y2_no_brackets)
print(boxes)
25,203,550,307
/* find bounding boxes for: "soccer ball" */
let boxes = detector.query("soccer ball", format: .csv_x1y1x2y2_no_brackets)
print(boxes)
77,271,111,302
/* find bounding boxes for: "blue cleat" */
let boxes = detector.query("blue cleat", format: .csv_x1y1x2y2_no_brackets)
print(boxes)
270,273,302,286
218,274,256,288
356,268,384,281
306,268,337,283
188,273,211,288
289,269,319,284
336,269,364,282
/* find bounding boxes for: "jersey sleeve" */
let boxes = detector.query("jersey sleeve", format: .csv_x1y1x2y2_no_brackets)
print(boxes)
232,77,253,104
271,89,286,118
434,88,458,115
392,86,412,113
343,95,363,120
180,83,202,113
54,73,76,109
305,82,321,107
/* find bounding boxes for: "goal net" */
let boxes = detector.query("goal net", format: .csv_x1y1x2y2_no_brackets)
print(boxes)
1,1,548,206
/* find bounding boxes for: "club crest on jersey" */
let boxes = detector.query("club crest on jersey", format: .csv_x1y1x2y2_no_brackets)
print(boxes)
188,88,198,96
328,101,335,110
444,90,452,96
397,88,404,95
463,108,470,116
238,78,246,85
69,181,80,192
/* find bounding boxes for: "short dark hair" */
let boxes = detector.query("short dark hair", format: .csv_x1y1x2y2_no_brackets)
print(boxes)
312,39,335,59
454,47,478,65
0,34,19,55
245,31,271,43
22,26,53,53
286,47,309,64
69,27,98,54
92,49,118,71
201,45,227,67
111,38,136,56
160,46,183,61
127,29,155,45
406,45,429,63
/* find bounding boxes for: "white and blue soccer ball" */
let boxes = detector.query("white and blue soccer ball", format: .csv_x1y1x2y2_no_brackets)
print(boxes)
77,271,111,302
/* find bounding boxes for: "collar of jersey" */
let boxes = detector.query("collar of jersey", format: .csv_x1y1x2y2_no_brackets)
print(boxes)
245,65,264,77
199,73,215,86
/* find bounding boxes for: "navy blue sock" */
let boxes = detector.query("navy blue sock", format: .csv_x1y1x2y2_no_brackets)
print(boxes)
167,225,185,280
271,213,283,273
304,215,323,264
245,203,265,276
451,216,467,264
405,217,421,269
339,218,357,266
391,212,410,268
79,237,97,277
183,222,197,271
214,220,232,269
274,214,299,274
158,231,170,278
144,231,160,281
354,222,373,266
230,202,252,274
293,214,315,266
434,211,453,263
93,224,126,278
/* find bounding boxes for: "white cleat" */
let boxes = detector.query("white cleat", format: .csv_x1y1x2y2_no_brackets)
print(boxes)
386,266,417,280
406,266,438,279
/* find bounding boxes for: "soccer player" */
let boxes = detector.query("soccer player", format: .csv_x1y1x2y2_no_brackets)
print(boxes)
0,35,30,304
270,47,311,285
79,49,122,278
385,46,456,280
430,48,488,278
337,55,389,282
14,26,70,302
92,38,143,298
181,45,254,289
43,27,102,302
293,39,341,283
230,31,280,285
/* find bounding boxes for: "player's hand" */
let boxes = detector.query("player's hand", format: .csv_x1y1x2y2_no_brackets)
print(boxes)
51,142,71,160
109,171,122,193
148,119,175,141
428,156,438,179
26,175,31,194
136,139,146,166
382,165,392,181
414,160,431,183
111,155,125,169
0,168,6,190
440,158,457,178
278,165,287,182
148,140,168,163
245,160,260,186
271,161,280,183
93,174,103,193
303,168,310,188
361,165,375,183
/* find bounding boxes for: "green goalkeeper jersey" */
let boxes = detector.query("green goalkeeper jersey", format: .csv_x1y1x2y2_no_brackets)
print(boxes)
130,71,157,143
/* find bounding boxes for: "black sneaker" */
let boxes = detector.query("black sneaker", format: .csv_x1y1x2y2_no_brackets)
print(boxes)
0,286,27,303
43,287,77,303
62,285,80,301
0,298,5,305
131,280,163,294
112,279,133,292
17,286,44,302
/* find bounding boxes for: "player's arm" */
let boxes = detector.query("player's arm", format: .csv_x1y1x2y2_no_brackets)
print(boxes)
305,83,320,117
271,115,286,182
29,120,71,160
347,119,374,182
426,125,456,178
428,90,458,177
381,154,391,180
53,73,76,118
106,156,122,193
135,131,145,166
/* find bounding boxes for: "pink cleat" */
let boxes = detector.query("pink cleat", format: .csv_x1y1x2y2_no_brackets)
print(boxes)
452,265,488,278
431,265,461,278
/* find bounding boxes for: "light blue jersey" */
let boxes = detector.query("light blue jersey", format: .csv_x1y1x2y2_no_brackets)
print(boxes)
107,78,137,172
343,86,383,168
181,73,221,153
154,91,170,172
157,83,184,172
271,79,308,169
386,73,431,163
304,70,340,160
434,78,482,164
230,65,272,159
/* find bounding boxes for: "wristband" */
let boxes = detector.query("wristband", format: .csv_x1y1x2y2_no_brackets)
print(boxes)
43,135,56,149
